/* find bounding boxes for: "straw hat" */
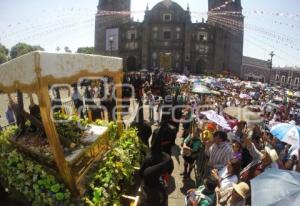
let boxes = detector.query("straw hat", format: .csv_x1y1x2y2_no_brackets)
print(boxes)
265,146,279,162
233,182,249,199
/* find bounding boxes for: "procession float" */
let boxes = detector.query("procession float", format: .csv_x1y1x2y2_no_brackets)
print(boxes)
0,51,145,206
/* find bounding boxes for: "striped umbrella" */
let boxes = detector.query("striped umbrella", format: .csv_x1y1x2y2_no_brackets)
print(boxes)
271,123,300,148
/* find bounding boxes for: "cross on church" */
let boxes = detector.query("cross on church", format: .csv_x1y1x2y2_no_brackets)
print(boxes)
163,0,172,8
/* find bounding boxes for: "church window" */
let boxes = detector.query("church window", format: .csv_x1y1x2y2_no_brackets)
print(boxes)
281,76,286,83
127,30,137,40
163,14,172,21
275,74,279,81
295,78,299,85
288,77,292,84
131,33,136,40
164,31,171,40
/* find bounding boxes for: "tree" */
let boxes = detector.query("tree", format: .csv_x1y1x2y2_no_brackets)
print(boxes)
77,47,95,54
32,45,45,51
0,52,7,64
64,46,71,53
0,43,9,64
10,43,44,59
0,43,9,55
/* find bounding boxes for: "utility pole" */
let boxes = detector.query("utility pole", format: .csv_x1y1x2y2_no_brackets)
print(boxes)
268,51,275,85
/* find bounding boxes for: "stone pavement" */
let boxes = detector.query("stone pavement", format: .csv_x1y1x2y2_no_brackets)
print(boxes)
140,102,197,206
167,125,197,206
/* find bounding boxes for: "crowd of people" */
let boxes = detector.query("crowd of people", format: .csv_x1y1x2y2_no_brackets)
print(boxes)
129,71,300,206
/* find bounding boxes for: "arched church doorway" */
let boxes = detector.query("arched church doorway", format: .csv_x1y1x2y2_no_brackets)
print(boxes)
126,56,137,71
196,59,206,74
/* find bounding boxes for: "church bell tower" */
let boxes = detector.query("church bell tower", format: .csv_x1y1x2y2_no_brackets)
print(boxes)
95,0,131,55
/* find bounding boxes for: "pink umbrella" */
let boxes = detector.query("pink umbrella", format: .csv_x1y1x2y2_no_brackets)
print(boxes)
239,93,252,100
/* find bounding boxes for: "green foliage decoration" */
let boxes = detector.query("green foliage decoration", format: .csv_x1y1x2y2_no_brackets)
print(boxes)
82,128,147,206
0,126,74,206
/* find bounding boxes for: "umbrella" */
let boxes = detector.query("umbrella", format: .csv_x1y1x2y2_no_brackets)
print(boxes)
211,90,221,96
177,79,187,84
189,78,200,83
223,107,263,123
294,91,300,98
251,168,300,206
201,110,231,130
220,90,230,94
140,69,148,72
192,84,212,94
245,84,254,89
239,93,252,100
270,123,300,148
202,78,215,84
178,75,188,81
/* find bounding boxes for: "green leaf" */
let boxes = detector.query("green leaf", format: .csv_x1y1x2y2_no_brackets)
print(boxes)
51,184,60,193
55,192,65,201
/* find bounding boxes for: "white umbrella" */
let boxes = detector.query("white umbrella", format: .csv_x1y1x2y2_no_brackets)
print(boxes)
245,84,254,89
251,168,300,206
177,79,187,84
294,91,300,98
192,84,212,94
178,75,188,81
201,110,232,130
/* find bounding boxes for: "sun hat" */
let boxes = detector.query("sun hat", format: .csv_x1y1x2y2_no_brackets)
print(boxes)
232,182,249,199
264,146,279,162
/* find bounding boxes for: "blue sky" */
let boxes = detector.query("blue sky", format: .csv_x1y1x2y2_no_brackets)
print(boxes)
0,0,299,67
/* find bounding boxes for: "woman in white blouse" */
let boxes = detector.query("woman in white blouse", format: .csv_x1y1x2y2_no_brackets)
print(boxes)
211,158,241,190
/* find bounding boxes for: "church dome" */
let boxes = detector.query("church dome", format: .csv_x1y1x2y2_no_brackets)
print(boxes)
151,0,185,12
147,0,188,23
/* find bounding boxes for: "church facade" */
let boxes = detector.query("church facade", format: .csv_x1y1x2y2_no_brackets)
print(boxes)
95,0,244,76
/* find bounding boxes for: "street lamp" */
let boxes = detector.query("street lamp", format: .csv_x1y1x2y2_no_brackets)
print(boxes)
268,51,275,85
109,36,114,55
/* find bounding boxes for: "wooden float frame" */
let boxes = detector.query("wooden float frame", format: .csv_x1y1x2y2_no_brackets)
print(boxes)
0,51,124,194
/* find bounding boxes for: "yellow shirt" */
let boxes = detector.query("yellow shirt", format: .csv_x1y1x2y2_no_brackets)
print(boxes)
201,130,213,143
